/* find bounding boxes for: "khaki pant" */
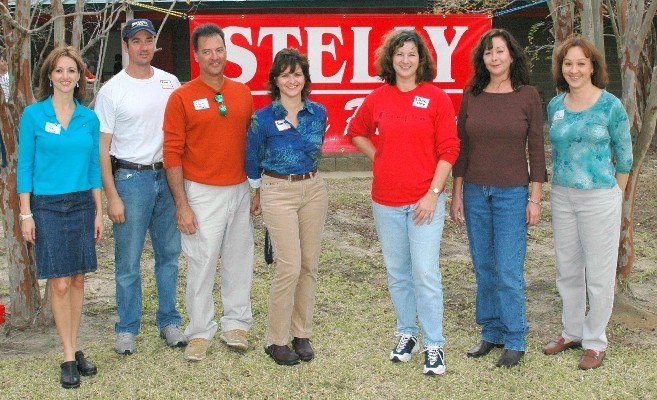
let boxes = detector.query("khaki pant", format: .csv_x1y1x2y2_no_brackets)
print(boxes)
551,185,623,351
182,180,254,340
261,173,328,346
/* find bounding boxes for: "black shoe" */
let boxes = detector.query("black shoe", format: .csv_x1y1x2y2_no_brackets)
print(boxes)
496,349,525,368
292,337,314,362
264,344,301,366
60,361,81,389
467,340,504,358
75,351,97,376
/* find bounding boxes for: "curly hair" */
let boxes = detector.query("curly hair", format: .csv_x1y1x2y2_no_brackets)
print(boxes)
374,29,436,85
267,48,311,101
467,29,530,96
552,36,608,92
36,46,87,102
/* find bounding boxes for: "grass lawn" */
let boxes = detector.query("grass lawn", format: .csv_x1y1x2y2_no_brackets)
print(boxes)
1,169,656,399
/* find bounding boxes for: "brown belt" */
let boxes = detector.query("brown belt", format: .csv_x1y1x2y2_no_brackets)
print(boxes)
116,161,164,171
263,170,317,182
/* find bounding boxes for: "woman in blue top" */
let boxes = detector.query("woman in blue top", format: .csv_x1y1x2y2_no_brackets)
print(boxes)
18,46,103,388
246,48,328,366
542,37,633,370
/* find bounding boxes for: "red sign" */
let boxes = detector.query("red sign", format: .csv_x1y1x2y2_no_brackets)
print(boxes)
190,14,491,153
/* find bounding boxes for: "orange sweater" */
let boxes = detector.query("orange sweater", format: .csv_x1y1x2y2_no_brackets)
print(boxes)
163,77,254,185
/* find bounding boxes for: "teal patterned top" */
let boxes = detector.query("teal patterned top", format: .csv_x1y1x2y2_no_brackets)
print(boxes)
548,90,633,189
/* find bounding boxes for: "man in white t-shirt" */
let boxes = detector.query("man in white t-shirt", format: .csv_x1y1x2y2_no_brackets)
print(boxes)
95,19,186,355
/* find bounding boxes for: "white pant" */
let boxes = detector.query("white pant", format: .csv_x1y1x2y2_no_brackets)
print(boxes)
182,179,254,339
551,185,622,351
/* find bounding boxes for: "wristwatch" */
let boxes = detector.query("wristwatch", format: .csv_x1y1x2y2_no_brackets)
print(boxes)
431,187,441,194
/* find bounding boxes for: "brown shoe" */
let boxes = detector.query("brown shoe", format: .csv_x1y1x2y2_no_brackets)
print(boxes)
578,349,605,370
542,337,582,355
292,337,314,362
264,344,300,366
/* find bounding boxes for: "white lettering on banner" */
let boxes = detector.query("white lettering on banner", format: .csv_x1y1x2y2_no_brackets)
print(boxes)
305,27,346,83
424,26,469,83
258,27,303,61
223,25,467,84
351,27,379,83
223,27,257,82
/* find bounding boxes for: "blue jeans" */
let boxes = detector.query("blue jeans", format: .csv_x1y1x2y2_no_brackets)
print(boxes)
372,195,446,348
463,182,528,351
113,168,182,335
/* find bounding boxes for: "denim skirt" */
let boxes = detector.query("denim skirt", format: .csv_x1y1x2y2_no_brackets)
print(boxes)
31,190,97,279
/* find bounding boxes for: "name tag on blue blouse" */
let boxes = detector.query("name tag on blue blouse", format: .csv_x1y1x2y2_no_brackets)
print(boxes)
45,122,61,135
275,119,292,131
553,110,564,121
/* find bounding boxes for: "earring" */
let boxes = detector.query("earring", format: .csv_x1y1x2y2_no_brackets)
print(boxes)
76,82,79,88
49,81,52,87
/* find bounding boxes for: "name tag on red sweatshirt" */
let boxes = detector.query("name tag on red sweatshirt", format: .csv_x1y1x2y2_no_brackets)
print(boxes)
413,96,429,109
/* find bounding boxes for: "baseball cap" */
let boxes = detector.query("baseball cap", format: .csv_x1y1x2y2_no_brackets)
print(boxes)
122,19,156,40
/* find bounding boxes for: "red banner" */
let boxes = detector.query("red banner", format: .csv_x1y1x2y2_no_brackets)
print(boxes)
190,14,491,153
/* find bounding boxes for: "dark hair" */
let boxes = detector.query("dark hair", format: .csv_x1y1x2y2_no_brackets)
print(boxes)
552,36,608,92
468,29,530,95
192,23,225,53
267,48,311,100
0,49,6,61
36,46,87,102
375,30,436,85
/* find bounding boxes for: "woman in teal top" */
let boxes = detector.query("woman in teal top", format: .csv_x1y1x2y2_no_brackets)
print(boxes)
542,37,632,370
17,46,103,389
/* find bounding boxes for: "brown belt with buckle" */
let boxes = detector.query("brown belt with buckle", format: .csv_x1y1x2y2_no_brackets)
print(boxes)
263,169,317,182
116,160,164,171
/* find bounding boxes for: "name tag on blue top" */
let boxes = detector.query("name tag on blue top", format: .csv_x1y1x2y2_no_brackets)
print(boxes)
45,122,61,134
553,109,565,121
275,119,292,131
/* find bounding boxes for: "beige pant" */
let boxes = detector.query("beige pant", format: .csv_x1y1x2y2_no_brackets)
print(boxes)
261,173,328,346
182,180,254,340
551,185,623,351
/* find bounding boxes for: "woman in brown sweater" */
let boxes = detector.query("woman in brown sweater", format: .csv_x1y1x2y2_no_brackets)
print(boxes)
450,29,546,368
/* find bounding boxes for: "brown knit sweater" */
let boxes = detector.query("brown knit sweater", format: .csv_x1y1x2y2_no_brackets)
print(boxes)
452,85,547,186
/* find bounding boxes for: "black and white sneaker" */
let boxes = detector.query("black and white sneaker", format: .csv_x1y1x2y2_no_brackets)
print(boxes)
390,333,419,362
423,346,446,375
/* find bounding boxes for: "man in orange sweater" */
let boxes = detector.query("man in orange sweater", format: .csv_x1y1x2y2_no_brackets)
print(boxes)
164,23,255,362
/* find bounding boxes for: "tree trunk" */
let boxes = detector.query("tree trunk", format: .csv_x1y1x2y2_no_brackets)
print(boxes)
70,0,85,49
580,0,605,57
548,0,575,49
1,0,48,328
52,0,65,48
615,0,657,279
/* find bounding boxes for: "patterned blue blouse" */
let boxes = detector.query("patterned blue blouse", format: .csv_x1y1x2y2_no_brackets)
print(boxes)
246,98,327,188
548,90,633,189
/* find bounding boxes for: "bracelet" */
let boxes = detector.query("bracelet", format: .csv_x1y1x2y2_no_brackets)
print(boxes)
19,213,33,221
527,198,542,206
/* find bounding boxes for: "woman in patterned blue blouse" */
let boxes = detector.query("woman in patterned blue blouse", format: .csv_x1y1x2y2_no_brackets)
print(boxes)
542,37,633,370
246,48,328,366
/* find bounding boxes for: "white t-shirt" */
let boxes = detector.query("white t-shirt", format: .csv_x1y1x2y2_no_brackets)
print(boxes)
94,67,180,164
0,72,9,102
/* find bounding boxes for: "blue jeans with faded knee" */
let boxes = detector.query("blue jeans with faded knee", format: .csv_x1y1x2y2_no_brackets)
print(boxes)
372,194,446,348
113,168,182,335
463,182,528,351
